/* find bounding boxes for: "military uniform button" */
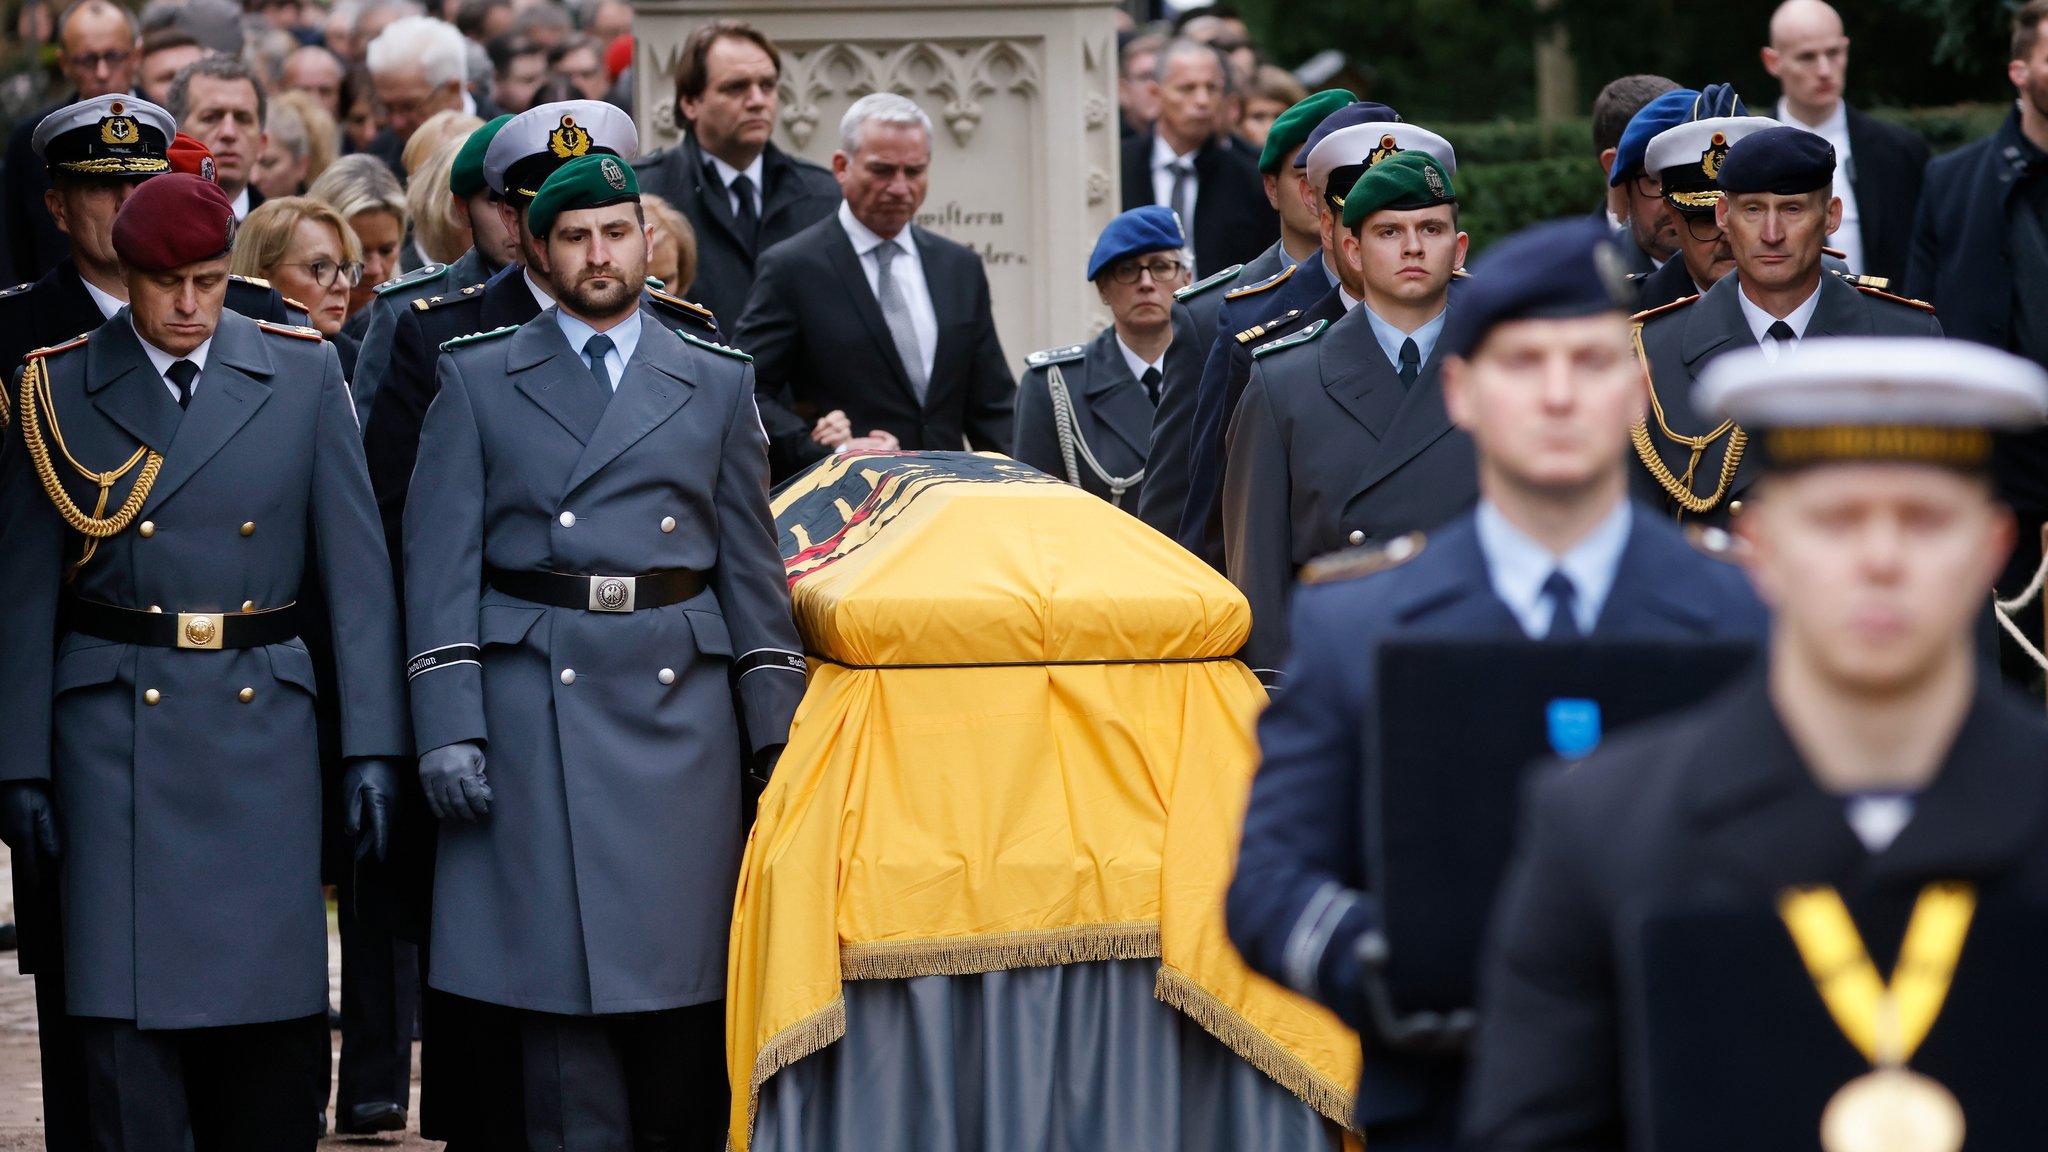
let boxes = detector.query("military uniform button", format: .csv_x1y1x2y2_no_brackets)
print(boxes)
240,522,255,536
660,516,675,533
148,605,162,613
139,521,155,538
1729,499,1745,517
657,668,675,685
559,511,576,528
1348,530,1365,546
144,689,160,705
238,688,254,703
242,600,256,612
560,668,576,685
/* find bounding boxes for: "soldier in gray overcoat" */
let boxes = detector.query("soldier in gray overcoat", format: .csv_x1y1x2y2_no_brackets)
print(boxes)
0,173,405,1149
402,154,805,1146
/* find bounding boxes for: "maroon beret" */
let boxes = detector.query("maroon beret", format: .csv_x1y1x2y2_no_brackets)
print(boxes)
112,173,235,273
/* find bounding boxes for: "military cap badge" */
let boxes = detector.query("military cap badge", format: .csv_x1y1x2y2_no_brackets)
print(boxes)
1368,133,1403,167
1700,132,1728,181
100,111,137,145
548,114,593,159
600,156,626,190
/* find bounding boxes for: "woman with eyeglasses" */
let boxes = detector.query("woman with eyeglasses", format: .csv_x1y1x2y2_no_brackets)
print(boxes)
1011,205,1194,511
231,196,364,361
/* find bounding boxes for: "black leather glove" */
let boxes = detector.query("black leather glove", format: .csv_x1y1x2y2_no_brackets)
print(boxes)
341,758,400,863
0,781,61,892
750,744,784,789
419,741,492,823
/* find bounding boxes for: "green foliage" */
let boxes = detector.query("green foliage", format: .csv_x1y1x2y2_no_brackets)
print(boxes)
1231,0,1541,122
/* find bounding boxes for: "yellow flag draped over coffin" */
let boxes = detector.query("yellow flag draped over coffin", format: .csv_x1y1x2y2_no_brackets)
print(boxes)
727,452,1361,1150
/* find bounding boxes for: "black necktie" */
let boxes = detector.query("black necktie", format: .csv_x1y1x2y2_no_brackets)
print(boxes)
1542,570,1582,641
165,359,198,409
1141,366,1162,406
1398,337,1421,389
730,173,760,249
583,332,615,394
1766,320,1797,346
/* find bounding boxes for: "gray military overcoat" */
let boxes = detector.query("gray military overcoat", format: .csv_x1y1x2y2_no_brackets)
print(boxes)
403,313,805,1016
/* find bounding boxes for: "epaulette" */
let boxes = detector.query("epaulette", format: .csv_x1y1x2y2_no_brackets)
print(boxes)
256,320,323,341
228,273,271,290
373,262,447,296
1300,531,1426,586
680,330,751,362
1821,245,1848,261
413,284,485,311
1452,267,1473,280
1685,524,1749,564
1175,262,1244,302
440,325,517,351
644,286,718,333
1235,308,1302,346
1223,261,1295,300
645,276,664,289
26,332,90,358
0,282,34,300
1251,317,1328,359
1830,269,1892,292
1026,343,1086,368
1852,282,1935,313
281,296,309,313
1630,293,1699,325
1625,271,1648,283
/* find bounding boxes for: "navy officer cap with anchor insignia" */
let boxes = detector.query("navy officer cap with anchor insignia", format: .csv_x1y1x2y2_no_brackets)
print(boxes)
33,94,175,178
483,99,638,201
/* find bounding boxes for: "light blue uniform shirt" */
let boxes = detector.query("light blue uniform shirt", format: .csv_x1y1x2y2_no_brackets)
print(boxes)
1472,498,1633,638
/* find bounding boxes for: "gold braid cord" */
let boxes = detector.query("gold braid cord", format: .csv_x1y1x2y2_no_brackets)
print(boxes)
17,353,162,575
1630,321,1747,516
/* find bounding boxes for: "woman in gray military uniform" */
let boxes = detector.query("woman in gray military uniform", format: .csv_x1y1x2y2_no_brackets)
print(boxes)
1013,205,1191,509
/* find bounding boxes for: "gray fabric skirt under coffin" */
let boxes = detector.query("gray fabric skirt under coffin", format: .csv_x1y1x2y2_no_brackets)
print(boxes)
753,959,1339,1151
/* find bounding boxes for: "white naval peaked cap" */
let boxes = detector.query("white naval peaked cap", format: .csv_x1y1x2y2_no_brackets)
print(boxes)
1304,122,1456,197
1698,338,2048,431
33,94,177,171
1644,115,1779,178
483,100,638,198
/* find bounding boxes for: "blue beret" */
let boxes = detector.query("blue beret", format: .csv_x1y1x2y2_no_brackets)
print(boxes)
1608,88,1699,186
1292,101,1402,169
1087,205,1185,281
1693,82,1747,120
1439,217,1630,361
1716,125,1835,195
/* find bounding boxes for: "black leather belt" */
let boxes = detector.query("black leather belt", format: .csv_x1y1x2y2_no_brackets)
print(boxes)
65,598,303,650
487,568,706,612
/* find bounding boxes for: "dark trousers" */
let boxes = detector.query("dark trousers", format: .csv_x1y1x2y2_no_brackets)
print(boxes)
35,968,89,1152
479,1000,729,1151
334,887,420,1116
76,1013,328,1151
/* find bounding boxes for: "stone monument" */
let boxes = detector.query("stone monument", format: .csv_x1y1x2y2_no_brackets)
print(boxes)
632,0,1124,364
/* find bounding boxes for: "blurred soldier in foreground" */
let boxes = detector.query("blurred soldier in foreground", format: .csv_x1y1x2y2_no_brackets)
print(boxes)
1466,337,2048,1150
1228,218,1765,1151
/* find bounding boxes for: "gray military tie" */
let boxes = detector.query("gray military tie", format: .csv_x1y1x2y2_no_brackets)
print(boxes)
1397,337,1421,390
1167,160,1194,232
872,240,928,402
583,332,615,392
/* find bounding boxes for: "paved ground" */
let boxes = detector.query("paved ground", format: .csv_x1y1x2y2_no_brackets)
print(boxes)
0,843,442,1148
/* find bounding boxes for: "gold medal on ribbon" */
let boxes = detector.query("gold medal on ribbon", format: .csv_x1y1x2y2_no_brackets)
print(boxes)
1778,882,1975,1152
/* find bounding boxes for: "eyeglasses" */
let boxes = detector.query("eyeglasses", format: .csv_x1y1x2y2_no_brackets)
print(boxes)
1682,211,1726,243
1108,257,1184,285
1631,174,1664,200
282,260,365,288
66,48,131,73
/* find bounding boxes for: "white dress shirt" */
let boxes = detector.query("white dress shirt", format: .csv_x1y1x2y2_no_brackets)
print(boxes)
1473,498,1633,638
81,276,123,320
837,201,937,381
229,186,251,222
553,306,642,390
1115,335,1165,385
132,320,213,405
1150,134,1199,239
706,151,766,219
1737,281,1823,363
1363,304,1448,373
1779,97,1862,274
523,268,558,312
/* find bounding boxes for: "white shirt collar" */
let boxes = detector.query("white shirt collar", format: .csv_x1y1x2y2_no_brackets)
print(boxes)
130,315,212,400
523,267,557,311
552,305,642,387
1362,303,1448,373
461,89,477,117
1338,283,1364,312
838,199,915,257
1151,132,1197,170
1473,497,1634,639
229,185,251,220
1778,97,1848,141
1114,333,1165,383
80,275,123,320
1737,280,1824,361
706,150,765,194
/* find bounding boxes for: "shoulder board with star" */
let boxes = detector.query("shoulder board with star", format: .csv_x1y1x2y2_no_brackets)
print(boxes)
1223,261,1296,300
1026,343,1086,368
1852,282,1935,313
413,284,486,311
256,320,323,341
0,282,33,301
440,324,517,351
26,332,91,359
1252,317,1329,359
643,286,718,334
373,262,448,296
1236,308,1303,346
1300,532,1427,586
1685,524,1749,564
1175,262,1245,303
1829,269,1893,292
680,330,751,362
1630,293,1700,325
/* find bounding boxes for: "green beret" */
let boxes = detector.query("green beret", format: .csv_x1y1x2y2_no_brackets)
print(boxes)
527,153,640,238
1256,88,1356,174
1340,150,1455,229
450,114,512,198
